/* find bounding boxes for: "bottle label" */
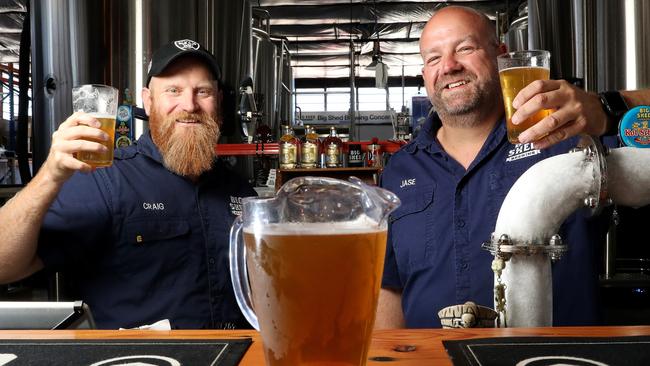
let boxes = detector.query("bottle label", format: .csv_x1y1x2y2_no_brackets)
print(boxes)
366,144,380,167
348,147,364,167
301,142,318,167
280,143,297,168
326,143,340,167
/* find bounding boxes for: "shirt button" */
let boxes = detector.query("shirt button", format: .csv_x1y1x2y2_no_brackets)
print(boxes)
457,220,465,228
209,257,216,265
461,262,469,270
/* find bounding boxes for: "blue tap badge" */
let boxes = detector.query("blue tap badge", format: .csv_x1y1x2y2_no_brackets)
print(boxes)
619,106,650,147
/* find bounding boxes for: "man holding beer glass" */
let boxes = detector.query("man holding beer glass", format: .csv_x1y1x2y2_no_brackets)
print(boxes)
376,6,649,329
0,40,255,329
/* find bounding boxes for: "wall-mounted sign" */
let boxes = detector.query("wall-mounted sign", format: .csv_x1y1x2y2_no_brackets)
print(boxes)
299,110,395,125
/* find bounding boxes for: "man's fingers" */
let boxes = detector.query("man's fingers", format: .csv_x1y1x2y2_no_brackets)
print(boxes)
517,108,573,144
530,121,584,150
55,125,109,143
511,79,560,110
52,140,108,154
59,112,102,129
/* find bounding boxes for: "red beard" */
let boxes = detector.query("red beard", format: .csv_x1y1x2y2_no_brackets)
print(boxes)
149,107,221,178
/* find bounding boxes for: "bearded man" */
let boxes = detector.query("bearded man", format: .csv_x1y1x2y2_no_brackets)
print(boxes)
0,40,256,329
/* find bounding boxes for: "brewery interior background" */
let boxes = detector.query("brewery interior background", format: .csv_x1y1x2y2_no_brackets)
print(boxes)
0,0,649,326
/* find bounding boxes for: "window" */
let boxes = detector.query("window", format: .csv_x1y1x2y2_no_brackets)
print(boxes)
357,87,387,111
388,86,422,112
325,87,350,112
295,88,325,112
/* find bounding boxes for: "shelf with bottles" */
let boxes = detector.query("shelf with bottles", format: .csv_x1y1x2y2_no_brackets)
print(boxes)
214,140,406,156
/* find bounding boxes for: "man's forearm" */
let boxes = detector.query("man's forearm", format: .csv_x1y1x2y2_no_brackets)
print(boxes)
622,89,650,108
0,168,63,283
374,288,406,329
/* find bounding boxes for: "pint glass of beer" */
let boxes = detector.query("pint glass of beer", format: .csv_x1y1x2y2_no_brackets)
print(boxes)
72,84,119,167
230,176,400,366
497,50,551,144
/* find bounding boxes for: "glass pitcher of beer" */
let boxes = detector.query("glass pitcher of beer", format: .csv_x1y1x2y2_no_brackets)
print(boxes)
229,176,400,366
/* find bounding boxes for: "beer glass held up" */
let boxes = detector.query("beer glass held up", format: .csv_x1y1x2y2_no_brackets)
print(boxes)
72,84,119,167
497,50,551,144
230,176,400,366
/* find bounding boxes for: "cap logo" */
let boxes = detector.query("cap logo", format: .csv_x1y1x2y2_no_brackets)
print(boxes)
174,39,200,51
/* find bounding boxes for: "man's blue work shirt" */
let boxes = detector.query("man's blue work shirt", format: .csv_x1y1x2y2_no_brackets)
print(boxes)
381,114,609,328
38,132,256,329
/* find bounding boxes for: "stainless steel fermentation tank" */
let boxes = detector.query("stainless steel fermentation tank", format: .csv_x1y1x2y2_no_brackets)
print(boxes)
247,8,293,140
30,0,292,172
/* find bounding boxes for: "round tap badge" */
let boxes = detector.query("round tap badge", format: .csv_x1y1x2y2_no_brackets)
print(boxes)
619,106,650,147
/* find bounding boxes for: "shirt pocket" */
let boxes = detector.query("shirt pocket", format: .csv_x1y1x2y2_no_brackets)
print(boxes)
488,156,545,220
389,184,436,273
115,217,192,275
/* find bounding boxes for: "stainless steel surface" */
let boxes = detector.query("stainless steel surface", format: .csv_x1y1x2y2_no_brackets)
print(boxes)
504,11,527,52
589,0,650,91
251,12,278,134
528,0,583,82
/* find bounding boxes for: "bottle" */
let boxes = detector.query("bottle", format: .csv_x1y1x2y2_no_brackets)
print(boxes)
279,125,299,169
115,88,135,148
322,126,343,168
347,143,364,167
366,137,381,167
300,125,320,168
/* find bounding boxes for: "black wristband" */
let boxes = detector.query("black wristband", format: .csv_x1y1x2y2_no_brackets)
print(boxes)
599,91,629,135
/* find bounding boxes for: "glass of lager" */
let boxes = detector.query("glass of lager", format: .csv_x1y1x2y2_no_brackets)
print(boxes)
230,176,400,366
497,50,551,144
72,84,119,167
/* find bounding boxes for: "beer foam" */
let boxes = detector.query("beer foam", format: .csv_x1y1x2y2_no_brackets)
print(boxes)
243,218,385,235
498,65,549,73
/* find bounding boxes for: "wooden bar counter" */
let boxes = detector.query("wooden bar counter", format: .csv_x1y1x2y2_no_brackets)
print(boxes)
2,326,650,365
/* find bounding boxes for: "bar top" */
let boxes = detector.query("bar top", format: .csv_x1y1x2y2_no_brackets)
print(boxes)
1,326,650,365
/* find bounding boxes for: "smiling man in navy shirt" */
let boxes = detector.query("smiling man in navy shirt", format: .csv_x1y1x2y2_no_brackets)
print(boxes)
374,6,638,329
0,40,255,329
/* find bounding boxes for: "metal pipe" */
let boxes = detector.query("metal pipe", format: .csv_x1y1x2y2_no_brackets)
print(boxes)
495,150,595,327
348,39,357,140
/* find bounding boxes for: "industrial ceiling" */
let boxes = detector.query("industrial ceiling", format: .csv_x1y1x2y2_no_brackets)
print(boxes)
254,0,523,80
0,0,25,63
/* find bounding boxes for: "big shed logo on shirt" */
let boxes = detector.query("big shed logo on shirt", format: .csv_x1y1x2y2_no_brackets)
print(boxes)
229,196,244,216
506,142,540,162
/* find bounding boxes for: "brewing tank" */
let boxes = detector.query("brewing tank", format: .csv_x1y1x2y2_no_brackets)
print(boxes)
528,0,650,91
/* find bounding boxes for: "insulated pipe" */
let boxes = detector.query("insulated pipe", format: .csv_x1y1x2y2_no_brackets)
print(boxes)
607,147,650,208
492,146,650,327
494,150,594,327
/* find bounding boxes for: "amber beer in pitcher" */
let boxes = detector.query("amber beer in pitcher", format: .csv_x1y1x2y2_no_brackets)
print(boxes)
244,224,386,366
230,176,400,366
497,50,551,144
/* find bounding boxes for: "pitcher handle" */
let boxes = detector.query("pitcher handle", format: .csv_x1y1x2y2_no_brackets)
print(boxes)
229,216,259,330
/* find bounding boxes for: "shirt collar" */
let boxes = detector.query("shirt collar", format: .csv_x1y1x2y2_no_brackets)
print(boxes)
405,112,508,159
136,131,165,165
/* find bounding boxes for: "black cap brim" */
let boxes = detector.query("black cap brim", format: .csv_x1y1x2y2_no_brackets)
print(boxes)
146,40,222,87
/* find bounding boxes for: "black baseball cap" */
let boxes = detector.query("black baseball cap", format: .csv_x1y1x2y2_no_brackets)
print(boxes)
146,39,222,87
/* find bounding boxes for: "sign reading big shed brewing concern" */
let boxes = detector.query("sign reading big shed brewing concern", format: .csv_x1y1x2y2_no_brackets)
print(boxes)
300,110,396,125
